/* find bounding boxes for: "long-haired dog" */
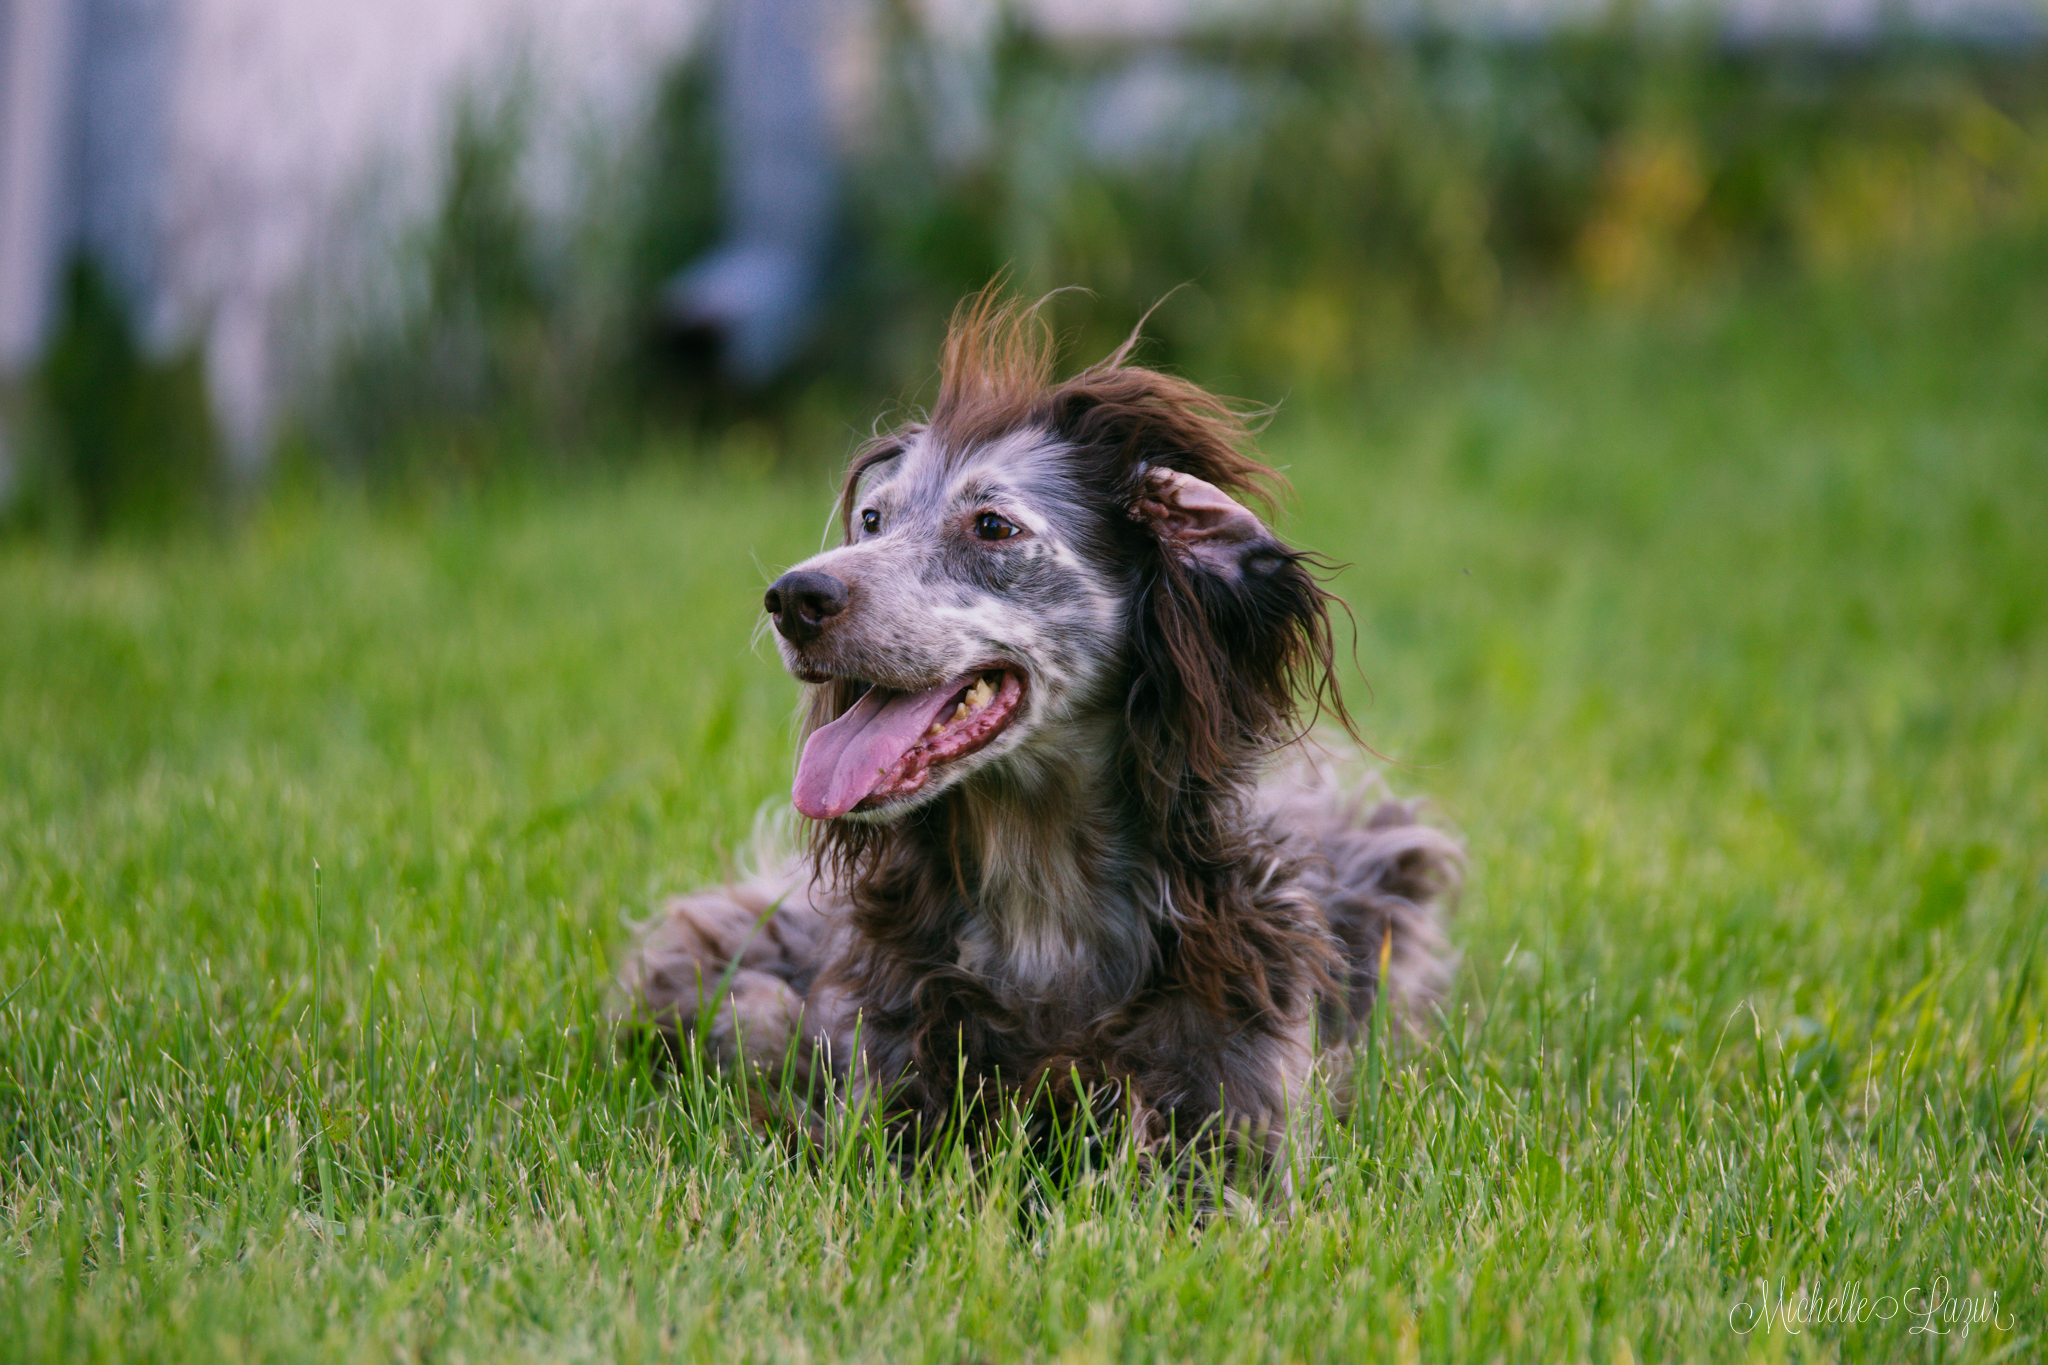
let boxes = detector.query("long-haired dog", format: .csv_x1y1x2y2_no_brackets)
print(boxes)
619,293,1461,1170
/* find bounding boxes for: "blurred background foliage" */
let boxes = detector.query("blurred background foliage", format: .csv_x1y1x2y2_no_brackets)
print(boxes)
337,27,2048,464
11,20,2048,524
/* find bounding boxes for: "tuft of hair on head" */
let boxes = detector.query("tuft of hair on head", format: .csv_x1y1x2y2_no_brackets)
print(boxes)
928,285,1065,455
926,283,1289,519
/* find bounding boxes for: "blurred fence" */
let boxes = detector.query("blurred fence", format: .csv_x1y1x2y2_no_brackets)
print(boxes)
3,0,2047,531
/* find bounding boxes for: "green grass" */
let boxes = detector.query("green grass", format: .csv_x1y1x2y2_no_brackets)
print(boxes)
5,238,2047,1362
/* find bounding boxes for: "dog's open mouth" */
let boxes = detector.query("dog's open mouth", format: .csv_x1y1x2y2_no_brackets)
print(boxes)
792,667,1026,820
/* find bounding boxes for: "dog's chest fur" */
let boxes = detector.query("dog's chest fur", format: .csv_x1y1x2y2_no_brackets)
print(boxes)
803,781,1332,1140
945,770,1153,1005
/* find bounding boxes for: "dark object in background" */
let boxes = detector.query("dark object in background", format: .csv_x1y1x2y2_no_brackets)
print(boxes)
29,259,217,537
656,0,845,387
0,0,223,534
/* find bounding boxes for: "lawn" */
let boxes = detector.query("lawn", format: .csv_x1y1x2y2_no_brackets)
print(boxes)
3,238,2045,1362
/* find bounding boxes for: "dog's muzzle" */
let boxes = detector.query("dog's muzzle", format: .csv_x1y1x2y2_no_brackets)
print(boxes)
764,569,848,645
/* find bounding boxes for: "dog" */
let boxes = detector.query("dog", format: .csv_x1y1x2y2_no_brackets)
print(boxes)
619,292,1461,1169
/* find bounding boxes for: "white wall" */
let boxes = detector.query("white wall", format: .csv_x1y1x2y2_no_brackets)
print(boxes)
0,0,706,479
165,0,707,467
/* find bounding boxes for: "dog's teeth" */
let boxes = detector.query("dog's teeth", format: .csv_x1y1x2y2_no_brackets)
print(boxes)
966,678,994,710
928,722,944,736
951,701,969,722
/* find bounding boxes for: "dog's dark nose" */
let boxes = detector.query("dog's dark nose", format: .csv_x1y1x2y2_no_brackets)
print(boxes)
764,570,848,644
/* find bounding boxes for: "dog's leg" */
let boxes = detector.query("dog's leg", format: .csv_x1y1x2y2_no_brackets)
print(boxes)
1313,799,1463,1032
616,860,839,1083
1262,763,1464,1040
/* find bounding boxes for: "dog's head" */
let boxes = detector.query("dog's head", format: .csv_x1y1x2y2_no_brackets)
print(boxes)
764,292,1347,825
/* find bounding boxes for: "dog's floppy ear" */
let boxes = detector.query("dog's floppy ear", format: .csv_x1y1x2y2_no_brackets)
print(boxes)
1132,467,1273,580
1122,459,1348,817
1043,357,1352,812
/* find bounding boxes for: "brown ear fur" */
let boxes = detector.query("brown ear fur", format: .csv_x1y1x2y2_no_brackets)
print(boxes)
1041,355,1352,818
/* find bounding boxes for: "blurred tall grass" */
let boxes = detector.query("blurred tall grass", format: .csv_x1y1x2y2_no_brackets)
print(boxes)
15,24,2048,523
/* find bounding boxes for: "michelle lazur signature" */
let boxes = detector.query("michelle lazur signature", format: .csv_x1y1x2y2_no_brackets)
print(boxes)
1730,1274,2019,1339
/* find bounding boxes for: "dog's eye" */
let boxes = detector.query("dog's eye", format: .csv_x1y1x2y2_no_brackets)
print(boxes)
974,512,1018,541
860,508,881,535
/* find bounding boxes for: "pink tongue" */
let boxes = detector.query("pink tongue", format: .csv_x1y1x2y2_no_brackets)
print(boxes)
792,677,969,820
